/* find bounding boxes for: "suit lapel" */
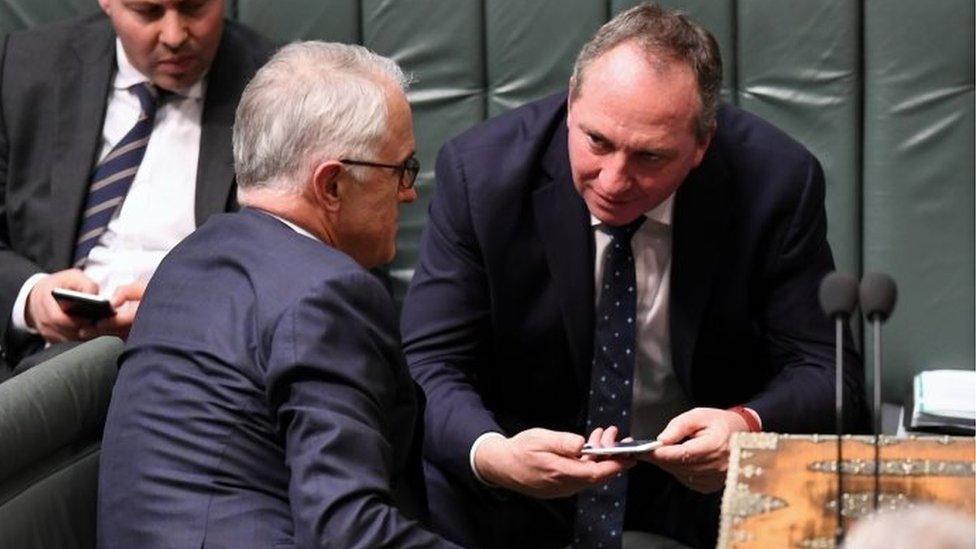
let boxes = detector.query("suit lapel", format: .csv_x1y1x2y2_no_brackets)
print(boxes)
194,26,247,225
532,121,594,394
49,19,115,268
669,145,732,396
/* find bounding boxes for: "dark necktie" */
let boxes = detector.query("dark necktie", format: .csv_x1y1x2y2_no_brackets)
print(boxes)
73,82,160,267
573,215,646,549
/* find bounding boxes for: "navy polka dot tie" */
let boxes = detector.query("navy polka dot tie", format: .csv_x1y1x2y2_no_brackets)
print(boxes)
573,215,646,549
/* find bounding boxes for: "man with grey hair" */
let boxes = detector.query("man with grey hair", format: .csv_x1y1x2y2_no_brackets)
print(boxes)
402,3,868,548
98,41,456,548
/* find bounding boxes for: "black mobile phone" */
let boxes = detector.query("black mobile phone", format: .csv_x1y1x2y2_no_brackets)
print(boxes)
51,288,116,321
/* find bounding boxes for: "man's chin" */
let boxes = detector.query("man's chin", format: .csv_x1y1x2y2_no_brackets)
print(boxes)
587,205,644,227
152,70,203,93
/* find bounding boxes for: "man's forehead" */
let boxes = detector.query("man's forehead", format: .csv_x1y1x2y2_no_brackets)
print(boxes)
116,0,218,7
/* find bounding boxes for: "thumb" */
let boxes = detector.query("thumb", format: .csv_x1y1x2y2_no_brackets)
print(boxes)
656,410,702,444
61,270,99,294
547,431,587,457
110,282,145,308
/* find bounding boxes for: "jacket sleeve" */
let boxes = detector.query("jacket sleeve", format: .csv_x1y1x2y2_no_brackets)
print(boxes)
0,33,45,356
265,270,458,549
401,139,506,494
745,153,870,434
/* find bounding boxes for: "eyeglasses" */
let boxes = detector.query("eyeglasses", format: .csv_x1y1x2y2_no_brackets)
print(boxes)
339,155,420,191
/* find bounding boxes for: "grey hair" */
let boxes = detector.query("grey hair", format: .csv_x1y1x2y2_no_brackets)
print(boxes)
233,41,409,194
569,2,722,140
843,504,976,549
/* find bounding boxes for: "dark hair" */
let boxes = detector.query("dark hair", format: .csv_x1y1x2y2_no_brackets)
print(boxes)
570,2,723,139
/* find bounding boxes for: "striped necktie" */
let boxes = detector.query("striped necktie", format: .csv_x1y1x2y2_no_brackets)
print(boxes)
573,215,646,549
73,82,160,267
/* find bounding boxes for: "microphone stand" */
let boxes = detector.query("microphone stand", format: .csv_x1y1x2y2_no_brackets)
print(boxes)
861,271,897,515
819,271,858,546
834,317,845,547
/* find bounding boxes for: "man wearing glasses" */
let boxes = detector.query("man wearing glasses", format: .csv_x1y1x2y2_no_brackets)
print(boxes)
98,42,455,548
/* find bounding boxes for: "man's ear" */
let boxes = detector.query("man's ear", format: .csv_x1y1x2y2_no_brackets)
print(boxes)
97,0,112,15
310,161,343,213
565,83,574,126
691,123,716,168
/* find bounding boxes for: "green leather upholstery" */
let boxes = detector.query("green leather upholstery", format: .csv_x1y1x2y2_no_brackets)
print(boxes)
737,0,861,276
863,0,975,398
1,1,971,399
0,337,123,549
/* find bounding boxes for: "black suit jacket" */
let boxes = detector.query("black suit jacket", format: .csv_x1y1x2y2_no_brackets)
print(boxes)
0,13,273,364
401,92,869,548
98,209,456,548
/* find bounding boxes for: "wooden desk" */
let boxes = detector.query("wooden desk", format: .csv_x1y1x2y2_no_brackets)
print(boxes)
717,433,975,548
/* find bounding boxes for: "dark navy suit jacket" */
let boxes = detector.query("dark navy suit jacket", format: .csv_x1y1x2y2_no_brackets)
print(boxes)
401,92,869,548
99,209,456,548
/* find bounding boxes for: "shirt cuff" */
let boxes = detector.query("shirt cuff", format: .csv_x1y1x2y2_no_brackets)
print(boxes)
469,431,506,486
11,273,47,334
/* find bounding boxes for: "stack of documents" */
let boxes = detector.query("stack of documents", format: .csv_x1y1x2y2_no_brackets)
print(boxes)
909,369,976,435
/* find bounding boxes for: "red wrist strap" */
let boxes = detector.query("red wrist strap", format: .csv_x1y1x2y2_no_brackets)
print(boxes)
729,406,761,432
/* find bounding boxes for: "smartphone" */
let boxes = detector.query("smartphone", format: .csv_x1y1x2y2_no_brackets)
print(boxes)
51,288,116,321
581,439,662,456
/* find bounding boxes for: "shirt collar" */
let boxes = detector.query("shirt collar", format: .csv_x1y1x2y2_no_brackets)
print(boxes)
112,39,206,100
590,193,675,228
265,212,321,243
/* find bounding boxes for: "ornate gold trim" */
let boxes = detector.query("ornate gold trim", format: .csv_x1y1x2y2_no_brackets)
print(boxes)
823,491,911,517
808,459,975,477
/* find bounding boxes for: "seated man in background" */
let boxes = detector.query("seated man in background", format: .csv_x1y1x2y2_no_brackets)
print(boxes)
0,0,272,374
401,3,869,548
98,42,456,548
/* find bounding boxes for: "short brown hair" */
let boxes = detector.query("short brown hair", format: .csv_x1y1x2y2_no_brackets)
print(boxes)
570,2,723,139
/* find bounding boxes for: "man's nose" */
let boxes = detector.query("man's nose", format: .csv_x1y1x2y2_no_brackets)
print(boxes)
597,154,632,194
159,11,189,49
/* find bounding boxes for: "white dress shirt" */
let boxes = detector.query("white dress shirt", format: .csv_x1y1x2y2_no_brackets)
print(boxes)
12,39,205,333
470,195,692,481
591,194,692,439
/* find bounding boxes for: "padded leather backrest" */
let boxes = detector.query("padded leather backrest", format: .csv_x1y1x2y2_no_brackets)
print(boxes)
862,0,975,397
1,1,972,399
0,337,123,549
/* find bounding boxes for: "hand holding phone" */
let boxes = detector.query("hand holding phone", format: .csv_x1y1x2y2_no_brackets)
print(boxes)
581,439,662,456
51,288,116,321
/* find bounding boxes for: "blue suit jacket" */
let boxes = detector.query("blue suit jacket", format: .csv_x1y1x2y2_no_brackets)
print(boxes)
401,92,869,548
99,209,455,548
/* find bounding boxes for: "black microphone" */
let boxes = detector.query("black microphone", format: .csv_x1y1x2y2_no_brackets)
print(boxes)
859,272,898,511
819,271,858,545
860,272,897,322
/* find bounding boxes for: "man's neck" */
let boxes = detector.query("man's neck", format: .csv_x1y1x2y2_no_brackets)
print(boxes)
242,192,335,246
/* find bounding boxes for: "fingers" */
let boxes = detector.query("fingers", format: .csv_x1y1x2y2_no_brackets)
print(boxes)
83,298,138,340
110,280,147,308
26,270,99,342
655,408,709,444
543,429,587,457
600,426,619,449
486,428,638,499
651,433,722,465
558,452,633,484
59,270,99,294
581,427,605,463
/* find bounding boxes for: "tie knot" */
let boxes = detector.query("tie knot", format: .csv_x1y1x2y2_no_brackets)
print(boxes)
603,215,646,242
130,82,160,120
